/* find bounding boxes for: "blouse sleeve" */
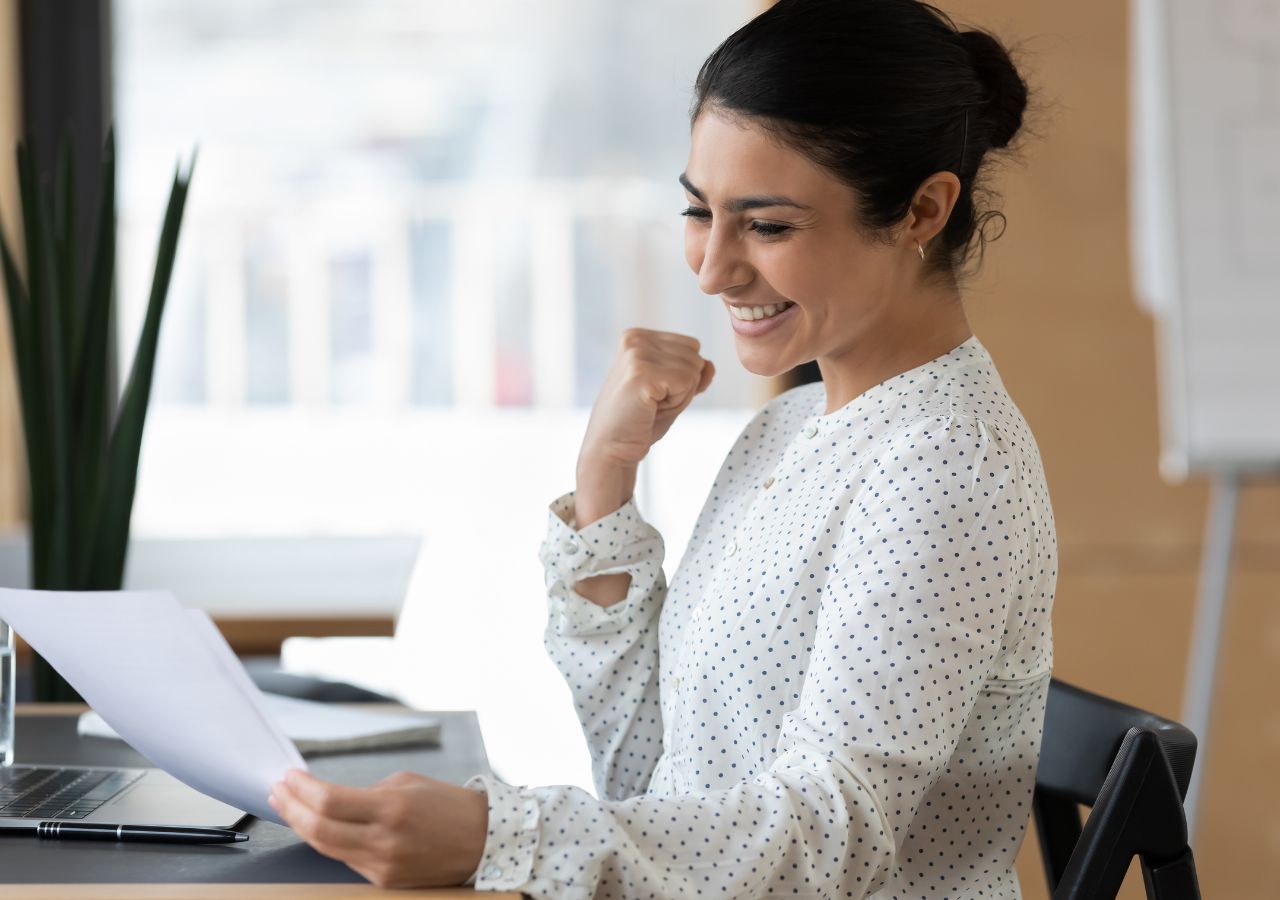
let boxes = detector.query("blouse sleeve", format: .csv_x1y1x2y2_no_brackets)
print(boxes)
462,412,1023,899
538,490,668,801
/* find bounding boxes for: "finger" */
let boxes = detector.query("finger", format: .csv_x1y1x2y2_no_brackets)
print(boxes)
374,770,425,789
640,376,691,407
655,331,700,353
629,330,701,362
654,384,694,411
640,348,711,396
652,335,705,364
695,359,715,394
660,373,701,417
638,380,670,405
280,770,379,823
269,785,376,856
622,327,697,353
667,375,705,418
669,359,711,406
631,343,701,380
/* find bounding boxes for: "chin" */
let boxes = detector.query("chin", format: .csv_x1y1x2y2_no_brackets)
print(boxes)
734,345,796,379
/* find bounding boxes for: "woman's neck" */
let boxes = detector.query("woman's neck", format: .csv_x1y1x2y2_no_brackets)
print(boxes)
815,292,972,416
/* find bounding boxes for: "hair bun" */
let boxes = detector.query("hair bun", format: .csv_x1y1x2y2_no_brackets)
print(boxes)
959,29,1027,150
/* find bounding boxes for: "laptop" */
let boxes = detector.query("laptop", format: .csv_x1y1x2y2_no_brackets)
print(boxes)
0,764,247,828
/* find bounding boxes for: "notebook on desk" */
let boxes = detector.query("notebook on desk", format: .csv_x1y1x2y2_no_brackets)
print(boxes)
78,693,442,756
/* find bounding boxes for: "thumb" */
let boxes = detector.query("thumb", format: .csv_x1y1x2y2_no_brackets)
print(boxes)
695,359,716,394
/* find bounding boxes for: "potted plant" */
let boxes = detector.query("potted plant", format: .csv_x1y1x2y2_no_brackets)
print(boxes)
0,131,194,701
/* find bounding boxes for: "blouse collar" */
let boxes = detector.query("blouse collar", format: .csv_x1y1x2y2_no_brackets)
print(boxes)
809,334,989,428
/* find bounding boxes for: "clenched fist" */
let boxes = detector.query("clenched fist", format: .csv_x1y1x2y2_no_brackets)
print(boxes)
581,328,715,469
574,328,714,544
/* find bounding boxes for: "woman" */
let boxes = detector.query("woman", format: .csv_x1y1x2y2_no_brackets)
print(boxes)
269,0,1057,896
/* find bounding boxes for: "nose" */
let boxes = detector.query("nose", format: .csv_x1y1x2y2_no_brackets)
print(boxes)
690,220,752,297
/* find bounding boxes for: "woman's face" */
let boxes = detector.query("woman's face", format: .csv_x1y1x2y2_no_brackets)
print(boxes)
682,108,929,378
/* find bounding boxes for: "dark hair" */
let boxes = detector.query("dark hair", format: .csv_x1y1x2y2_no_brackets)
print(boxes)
690,0,1033,286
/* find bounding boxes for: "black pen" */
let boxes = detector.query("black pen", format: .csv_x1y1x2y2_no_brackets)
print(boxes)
0,822,248,843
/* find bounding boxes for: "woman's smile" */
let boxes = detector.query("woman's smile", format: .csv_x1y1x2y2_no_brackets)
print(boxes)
726,299,799,337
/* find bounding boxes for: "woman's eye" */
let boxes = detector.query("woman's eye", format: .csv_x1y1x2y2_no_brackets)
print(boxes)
750,222,790,237
679,207,791,238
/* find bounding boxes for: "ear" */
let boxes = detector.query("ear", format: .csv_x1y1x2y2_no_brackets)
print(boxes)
902,171,962,248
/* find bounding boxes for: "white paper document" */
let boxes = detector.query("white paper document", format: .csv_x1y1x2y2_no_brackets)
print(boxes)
78,693,441,755
0,588,307,825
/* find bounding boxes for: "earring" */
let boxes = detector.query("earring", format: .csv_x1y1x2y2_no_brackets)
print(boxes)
917,241,926,261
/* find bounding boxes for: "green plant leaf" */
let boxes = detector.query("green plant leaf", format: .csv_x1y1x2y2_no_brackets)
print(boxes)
0,232,30,392
88,155,193,587
55,135,79,388
0,211,30,405
0,221,43,555
16,144,70,587
72,129,117,584
37,161,74,588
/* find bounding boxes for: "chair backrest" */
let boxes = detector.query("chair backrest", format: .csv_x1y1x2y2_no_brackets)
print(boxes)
1034,679,1202,900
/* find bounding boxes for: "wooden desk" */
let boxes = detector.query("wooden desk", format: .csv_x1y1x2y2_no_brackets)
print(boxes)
211,615,395,656
3,705,520,899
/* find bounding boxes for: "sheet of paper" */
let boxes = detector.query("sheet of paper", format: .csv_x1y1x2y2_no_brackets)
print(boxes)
0,588,306,824
80,692,441,752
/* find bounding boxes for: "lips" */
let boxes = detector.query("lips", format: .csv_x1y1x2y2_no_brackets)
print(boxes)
727,300,799,337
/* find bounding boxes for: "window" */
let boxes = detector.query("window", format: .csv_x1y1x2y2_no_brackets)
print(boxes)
115,0,765,789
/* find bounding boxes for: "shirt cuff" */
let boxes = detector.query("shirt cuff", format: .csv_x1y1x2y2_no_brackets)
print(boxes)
539,490,664,637
463,774,541,893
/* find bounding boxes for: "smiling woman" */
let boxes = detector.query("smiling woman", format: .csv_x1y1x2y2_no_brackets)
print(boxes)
676,104,978,400
273,2,1056,897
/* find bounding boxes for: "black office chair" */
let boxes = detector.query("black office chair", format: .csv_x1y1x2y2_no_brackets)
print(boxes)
1034,679,1202,899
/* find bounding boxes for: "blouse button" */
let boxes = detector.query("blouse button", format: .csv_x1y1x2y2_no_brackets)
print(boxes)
802,423,818,439
723,540,737,557
762,475,775,489
561,538,580,554
482,863,503,880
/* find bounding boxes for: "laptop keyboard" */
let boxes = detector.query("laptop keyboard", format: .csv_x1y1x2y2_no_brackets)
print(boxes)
0,766,145,819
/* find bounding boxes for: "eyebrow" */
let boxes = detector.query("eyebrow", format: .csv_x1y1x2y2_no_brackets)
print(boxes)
679,173,812,213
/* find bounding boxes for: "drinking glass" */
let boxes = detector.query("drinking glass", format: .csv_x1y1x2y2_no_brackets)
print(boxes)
0,619,14,766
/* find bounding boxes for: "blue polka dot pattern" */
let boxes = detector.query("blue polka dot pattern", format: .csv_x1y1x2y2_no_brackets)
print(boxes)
464,335,1057,898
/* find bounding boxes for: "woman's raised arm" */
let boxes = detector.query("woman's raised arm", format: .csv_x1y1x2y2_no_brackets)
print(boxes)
571,327,714,607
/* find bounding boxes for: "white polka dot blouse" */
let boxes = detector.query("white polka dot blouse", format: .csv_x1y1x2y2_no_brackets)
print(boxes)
464,334,1057,898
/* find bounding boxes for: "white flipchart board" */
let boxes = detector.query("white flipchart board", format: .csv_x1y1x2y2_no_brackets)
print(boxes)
1130,0,1280,482
1130,0,1280,834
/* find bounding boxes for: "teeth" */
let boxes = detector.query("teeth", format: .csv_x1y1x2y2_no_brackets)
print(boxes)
730,302,792,321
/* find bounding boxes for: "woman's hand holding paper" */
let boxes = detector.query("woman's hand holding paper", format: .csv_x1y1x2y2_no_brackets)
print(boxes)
269,768,488,888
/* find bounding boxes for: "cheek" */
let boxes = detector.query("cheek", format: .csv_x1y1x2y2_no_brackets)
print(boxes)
776,236,873,303
755,244,821,301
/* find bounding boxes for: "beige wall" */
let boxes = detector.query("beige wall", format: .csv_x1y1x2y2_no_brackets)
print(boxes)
936,2,1280,897
0,0,23,529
